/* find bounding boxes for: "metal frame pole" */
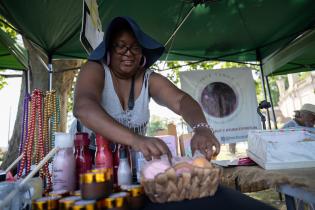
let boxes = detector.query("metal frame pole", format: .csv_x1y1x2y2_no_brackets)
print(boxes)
26,69,31,94
265,76,278,129
256,49,272,129
48,56,53,91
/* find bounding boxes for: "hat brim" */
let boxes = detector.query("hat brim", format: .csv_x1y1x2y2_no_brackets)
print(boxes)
88,16,165,69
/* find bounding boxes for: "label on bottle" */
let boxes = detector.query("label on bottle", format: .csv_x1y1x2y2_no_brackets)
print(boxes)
52,149,75,191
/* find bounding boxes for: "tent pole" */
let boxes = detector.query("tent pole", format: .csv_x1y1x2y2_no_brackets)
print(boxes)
265,76,278,129
48,56,52,91
25,70,30,94
256,49,272,129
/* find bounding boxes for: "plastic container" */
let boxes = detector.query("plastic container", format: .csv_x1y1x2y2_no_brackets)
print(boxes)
117,147,132,186
95,134,113,169
74,132,92,188
52,132,76,192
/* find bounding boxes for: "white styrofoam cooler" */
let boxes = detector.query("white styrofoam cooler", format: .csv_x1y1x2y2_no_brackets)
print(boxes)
247,129,315,170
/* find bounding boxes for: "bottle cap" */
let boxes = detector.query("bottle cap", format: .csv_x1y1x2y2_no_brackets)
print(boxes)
74,132,90,146
119,147,127,159
55,132,74,148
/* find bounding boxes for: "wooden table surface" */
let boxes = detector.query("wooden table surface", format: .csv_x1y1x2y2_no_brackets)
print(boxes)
219,166,315,193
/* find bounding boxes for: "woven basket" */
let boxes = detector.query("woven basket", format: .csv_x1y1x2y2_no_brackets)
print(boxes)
141,164,221,203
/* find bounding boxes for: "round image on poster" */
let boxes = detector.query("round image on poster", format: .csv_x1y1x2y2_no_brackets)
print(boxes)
200,82,238,118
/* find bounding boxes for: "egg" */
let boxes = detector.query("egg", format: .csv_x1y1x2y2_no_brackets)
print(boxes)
173,162,194,176
192,157,212,168
142,159,171,180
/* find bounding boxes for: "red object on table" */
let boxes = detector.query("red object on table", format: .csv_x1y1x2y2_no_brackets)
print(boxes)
74,132,93,188
5,171,14,182
95,134,113,169
237,157,256,166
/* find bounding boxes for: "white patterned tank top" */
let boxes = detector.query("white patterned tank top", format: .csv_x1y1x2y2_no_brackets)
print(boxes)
101,65,152,135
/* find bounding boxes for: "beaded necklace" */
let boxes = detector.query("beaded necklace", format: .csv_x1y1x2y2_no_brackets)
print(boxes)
17,93,30,174
18,89,60,191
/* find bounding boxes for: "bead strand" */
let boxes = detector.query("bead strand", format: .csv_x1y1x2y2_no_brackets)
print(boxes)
17,94,30,175
18,95,31,177
26,90,37,175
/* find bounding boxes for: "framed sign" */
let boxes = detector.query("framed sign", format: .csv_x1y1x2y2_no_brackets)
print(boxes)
180,68,261,144
80,0,104,53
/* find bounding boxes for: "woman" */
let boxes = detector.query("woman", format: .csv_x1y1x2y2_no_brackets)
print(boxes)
74,16,276,210
74,16,219,161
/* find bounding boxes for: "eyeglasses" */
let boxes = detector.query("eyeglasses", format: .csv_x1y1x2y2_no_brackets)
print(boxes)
112,43,142,55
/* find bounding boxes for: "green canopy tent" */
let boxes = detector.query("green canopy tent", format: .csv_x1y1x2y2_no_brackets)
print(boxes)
0,0,314,62
0,26,30,92
0,27,27,70
0,0,315,127
263,29,315,76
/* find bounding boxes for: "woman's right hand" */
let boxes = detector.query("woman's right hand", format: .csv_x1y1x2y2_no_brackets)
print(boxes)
132,136,172,161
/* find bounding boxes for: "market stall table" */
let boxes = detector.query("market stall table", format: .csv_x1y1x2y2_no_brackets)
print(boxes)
220,166,315,210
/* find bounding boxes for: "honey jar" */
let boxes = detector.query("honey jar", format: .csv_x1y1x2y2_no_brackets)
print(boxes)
72,200,96,210
80,172,110,200
104,192,129,210
59,196,80,210
32,196,60,210
121,185,145,210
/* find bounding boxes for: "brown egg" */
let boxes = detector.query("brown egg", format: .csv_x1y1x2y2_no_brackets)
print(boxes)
192,157,212,168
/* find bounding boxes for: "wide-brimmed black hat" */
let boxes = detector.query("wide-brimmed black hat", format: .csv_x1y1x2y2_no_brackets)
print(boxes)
88,16,165,69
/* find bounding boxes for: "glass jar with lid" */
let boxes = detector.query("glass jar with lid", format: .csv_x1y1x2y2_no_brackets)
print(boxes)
121,184,145,210
32,196,60,210
80,172,110,200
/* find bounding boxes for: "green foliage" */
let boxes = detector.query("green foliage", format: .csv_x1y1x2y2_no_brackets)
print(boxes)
0,16,18,90
147,116,167,136
298,72,311,81
0,75,7,90
0,16,17,38
0,148,6,162
67,74,77,113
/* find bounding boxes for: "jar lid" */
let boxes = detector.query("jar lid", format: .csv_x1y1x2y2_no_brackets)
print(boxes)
121,185,143,197
105,192,128,208
89,168,112,180
72,200,96,210
48,189,69,197
74,132,90,146
60,196,81,203
33,196,60,210
59,196,81,209
70,190,81,196
80,172,107,184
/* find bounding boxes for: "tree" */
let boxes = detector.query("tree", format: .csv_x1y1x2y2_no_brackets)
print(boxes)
0,38,82,169
0,76,7,89
147,116,167,136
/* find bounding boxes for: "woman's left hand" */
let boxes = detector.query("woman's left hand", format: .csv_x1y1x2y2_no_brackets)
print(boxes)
190,127,221,160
